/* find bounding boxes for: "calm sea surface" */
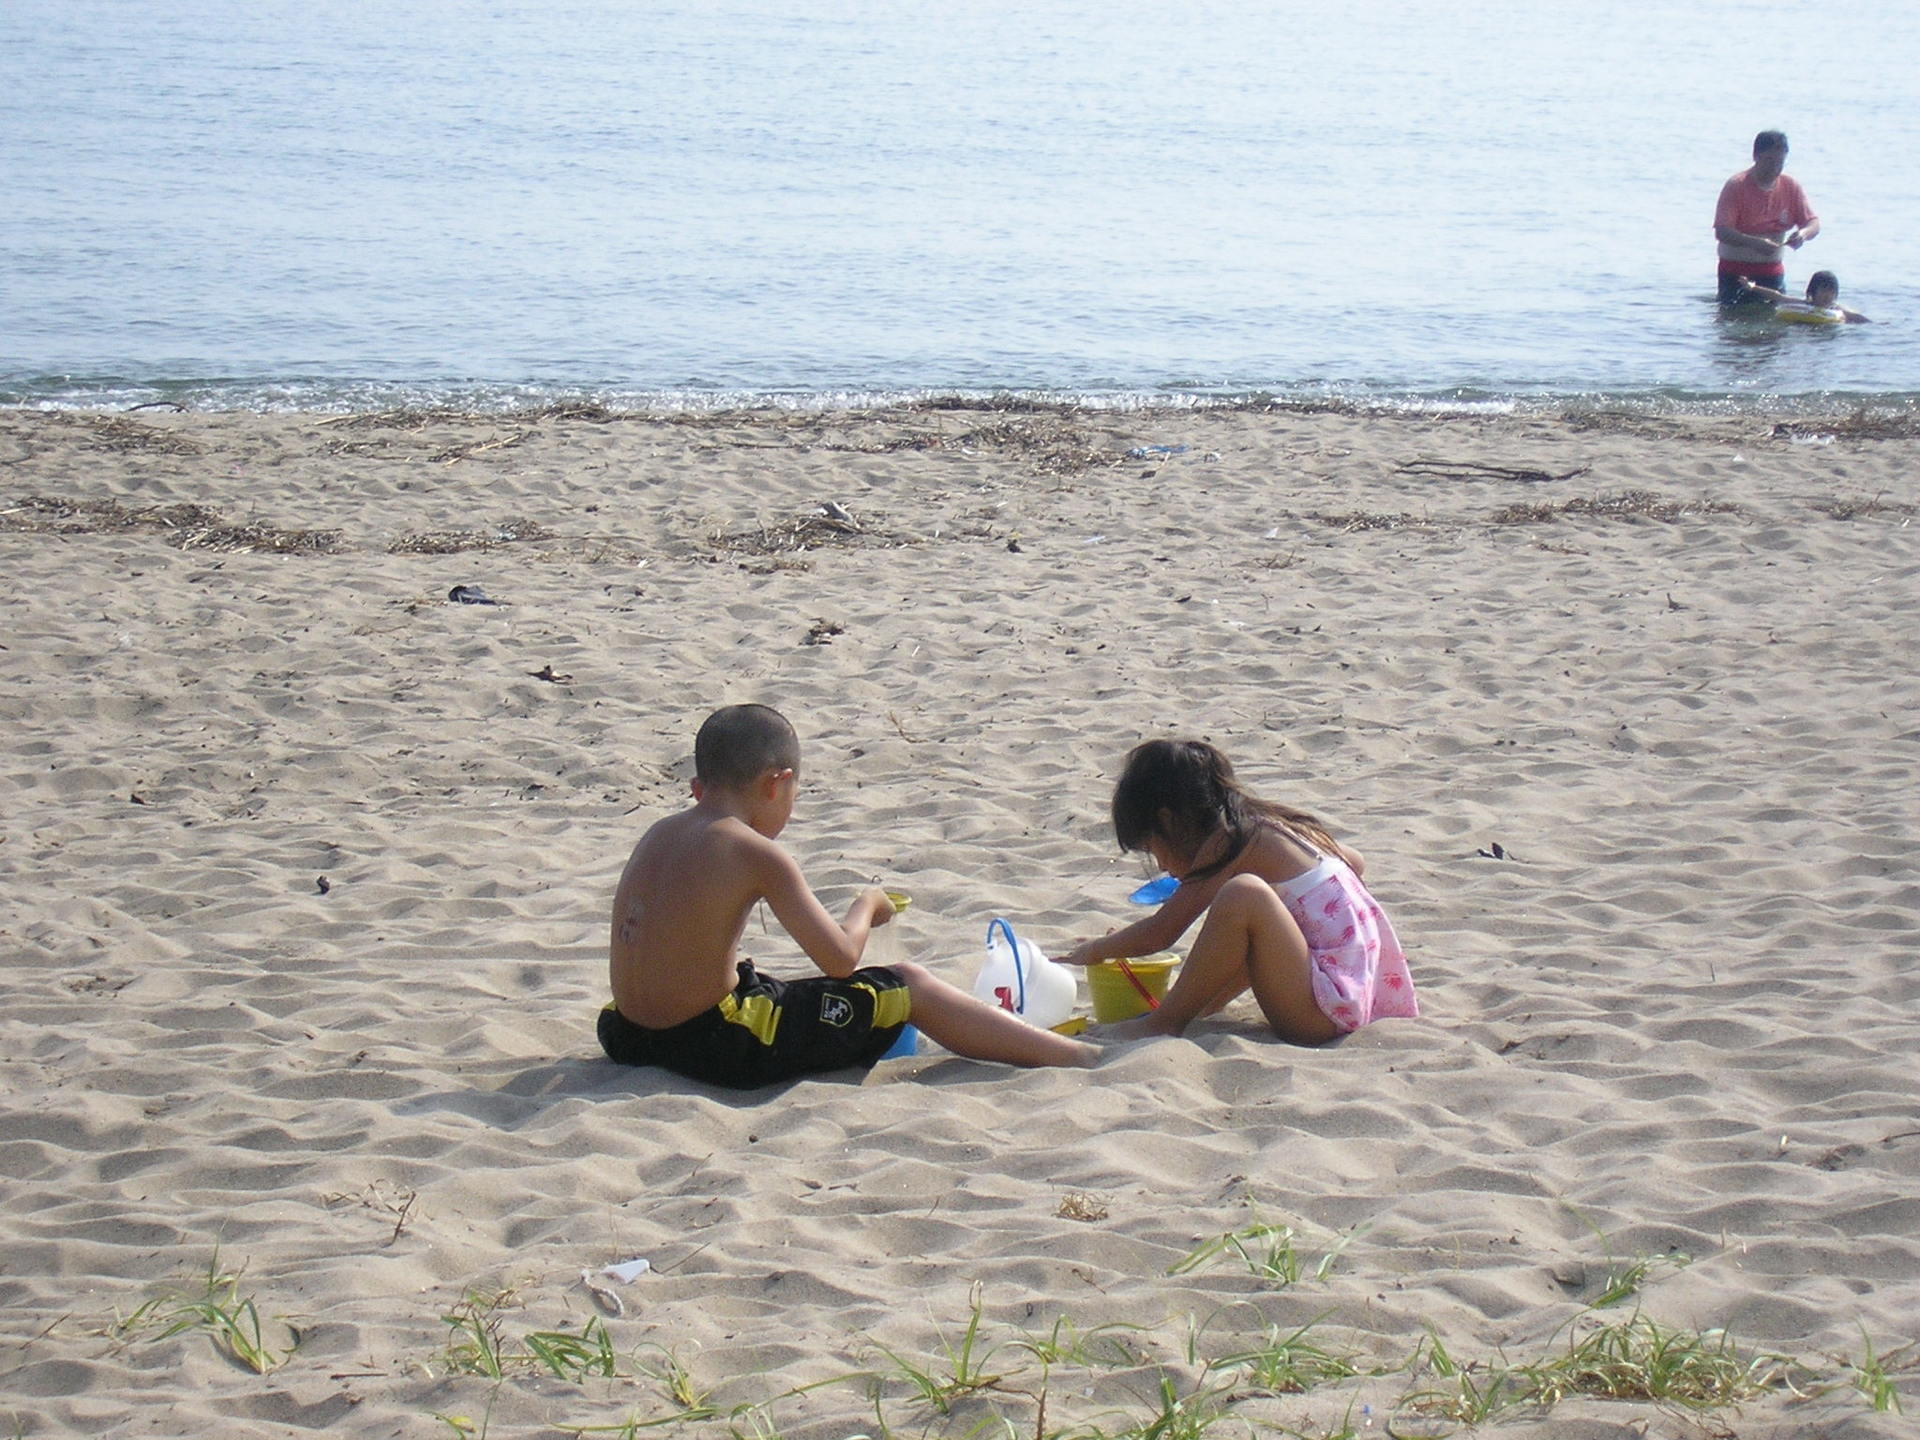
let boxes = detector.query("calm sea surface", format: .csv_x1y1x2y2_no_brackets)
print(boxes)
3,0,1917,412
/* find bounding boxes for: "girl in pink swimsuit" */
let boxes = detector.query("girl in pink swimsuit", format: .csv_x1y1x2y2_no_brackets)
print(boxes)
1059,739,1418,1043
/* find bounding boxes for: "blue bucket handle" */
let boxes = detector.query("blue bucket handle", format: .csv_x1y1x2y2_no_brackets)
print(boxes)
985,917,1027,1014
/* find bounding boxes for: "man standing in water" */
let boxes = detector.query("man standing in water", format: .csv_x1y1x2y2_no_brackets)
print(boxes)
1714,130,1819,306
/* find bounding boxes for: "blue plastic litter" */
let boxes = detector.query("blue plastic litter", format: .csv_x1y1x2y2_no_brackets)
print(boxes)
880,1023,919,1059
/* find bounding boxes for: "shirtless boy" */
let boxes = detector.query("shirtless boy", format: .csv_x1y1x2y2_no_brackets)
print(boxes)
600,704,1095,1087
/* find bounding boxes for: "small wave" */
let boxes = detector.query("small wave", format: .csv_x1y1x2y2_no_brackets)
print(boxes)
4,372,1918,421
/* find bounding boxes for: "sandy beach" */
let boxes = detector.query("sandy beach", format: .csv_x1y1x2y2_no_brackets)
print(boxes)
1,401,1914,1438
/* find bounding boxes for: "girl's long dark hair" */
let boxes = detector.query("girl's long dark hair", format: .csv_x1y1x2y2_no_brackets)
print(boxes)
1110,739,1336,879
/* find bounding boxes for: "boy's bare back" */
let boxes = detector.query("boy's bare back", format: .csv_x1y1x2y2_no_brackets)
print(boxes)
609,807,774,1028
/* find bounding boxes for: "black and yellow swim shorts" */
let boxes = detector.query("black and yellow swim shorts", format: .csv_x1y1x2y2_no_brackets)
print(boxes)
597,960,911,1089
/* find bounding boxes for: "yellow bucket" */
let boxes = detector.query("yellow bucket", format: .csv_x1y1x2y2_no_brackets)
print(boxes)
1088,955,1179,1023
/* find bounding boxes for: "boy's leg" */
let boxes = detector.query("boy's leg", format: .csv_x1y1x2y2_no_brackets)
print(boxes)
1139,874,1338,1043
894,962,1097,1068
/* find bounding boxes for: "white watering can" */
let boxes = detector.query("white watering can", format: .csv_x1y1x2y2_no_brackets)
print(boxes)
972,918,1078,1031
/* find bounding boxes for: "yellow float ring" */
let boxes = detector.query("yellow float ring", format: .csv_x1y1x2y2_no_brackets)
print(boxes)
1775,303,1845,326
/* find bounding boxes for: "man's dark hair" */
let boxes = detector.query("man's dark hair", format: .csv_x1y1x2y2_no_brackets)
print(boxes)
695,704,799,788
1753,130,1789,155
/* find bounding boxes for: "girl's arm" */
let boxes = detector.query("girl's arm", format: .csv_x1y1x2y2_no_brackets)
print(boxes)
1058,871,1223,965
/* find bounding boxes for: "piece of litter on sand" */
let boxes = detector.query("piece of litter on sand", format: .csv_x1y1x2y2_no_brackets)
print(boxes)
448,584,499,605
580,1257,652,1315
1125,444,1188,458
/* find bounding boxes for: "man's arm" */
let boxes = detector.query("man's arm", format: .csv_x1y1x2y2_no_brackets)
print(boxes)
1715,223,1785,258
753,839,890,978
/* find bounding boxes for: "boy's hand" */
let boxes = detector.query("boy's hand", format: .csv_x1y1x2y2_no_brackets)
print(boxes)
863,887,895,927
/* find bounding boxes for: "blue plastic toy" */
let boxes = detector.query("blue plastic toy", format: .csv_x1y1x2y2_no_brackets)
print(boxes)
1129,874,1179,904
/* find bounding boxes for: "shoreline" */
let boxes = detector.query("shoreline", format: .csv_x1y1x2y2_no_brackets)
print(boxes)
10,382,1920,425
1,403,1914,1436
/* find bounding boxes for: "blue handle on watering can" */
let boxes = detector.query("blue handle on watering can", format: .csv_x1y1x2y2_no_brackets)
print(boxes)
985,917,1027,1014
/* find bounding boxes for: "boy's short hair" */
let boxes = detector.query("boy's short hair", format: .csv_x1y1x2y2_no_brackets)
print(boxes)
1753,129,1788,155
695,704,800,789
1807,270,1839,296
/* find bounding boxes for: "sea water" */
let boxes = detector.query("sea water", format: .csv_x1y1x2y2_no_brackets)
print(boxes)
2,0,1916,413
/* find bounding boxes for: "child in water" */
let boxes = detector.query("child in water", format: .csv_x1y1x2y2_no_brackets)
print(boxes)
1737,270,1872,323
1059,739,1417,1042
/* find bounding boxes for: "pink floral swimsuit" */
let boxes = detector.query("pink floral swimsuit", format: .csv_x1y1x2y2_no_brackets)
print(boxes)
1272,851,1418,1032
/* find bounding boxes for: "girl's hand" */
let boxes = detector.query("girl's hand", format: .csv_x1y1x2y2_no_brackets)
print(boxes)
863,887,895,927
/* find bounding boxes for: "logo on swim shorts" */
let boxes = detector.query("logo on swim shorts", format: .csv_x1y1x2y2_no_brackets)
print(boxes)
819,995,854,1027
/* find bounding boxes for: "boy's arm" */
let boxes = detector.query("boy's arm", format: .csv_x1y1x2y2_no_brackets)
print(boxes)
1737,277,1787,302
752,838,890,978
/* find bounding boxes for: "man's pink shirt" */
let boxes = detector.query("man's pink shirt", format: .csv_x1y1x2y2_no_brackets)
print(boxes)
1715,169,1816,274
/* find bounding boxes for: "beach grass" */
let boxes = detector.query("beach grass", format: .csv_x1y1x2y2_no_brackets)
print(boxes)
102,1253,1915,1436
116,1253,297,1375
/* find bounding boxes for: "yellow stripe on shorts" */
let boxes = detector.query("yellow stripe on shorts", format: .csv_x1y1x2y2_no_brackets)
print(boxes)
857,980,912,1029
717,990,782,1045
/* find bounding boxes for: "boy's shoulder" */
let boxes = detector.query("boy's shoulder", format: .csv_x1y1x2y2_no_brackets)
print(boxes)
636,804,786,875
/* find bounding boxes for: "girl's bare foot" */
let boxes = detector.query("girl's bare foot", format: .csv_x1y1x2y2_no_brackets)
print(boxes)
1089,1014,1176,1044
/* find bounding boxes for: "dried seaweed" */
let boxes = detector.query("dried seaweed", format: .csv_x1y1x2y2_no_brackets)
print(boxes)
64,415,205,456
821,414,1131,476
1488,490,1743,525
1557,411,1703,442
1308,510,1427,532
317,408,475,431
388,517,555,555
0,495,339,553
707,509,912,556
909,395,1079,415
1811,493,1917,521
173,523,340,554
526,402,620,422
1398,459,1589,483
1773,408,1920,441
429,430,534,464
1,496,224,533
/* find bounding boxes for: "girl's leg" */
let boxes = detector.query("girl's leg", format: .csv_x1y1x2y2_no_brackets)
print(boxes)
895,961,1098,1068
1143,874,1339,1044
